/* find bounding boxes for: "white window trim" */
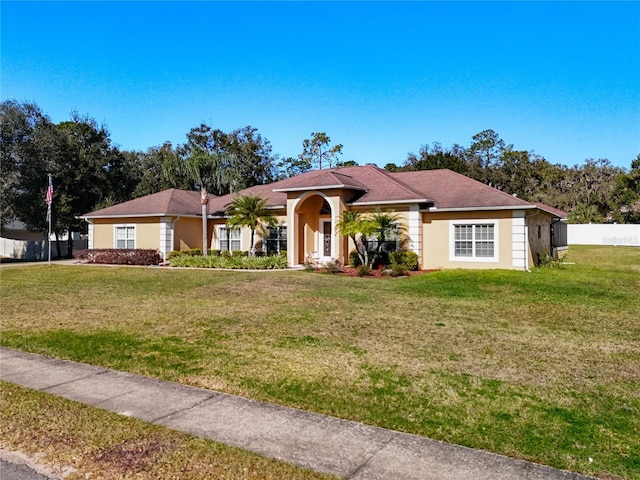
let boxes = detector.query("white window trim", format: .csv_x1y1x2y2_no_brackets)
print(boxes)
265,224,287,254
449,220,499,262
114,224,136,250
217,225,242,252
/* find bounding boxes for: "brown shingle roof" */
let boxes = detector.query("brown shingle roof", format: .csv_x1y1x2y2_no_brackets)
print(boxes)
81,189,204,218
81,166,567,219
393,169,533,209
535,203,568,218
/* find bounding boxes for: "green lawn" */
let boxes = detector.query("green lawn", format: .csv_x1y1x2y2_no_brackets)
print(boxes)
0,382,336,480
1,245,639,479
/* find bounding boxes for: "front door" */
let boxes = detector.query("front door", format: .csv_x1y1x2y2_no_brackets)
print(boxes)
320,220,332,261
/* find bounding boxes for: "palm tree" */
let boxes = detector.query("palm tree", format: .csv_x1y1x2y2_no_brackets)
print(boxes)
163,146,222,256
336,210,375,266
568,203,602,224
370,209,407,265
226,194,277,255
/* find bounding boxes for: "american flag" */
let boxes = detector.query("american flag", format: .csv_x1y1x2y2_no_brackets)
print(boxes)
45,176,53,222
45,176,53,206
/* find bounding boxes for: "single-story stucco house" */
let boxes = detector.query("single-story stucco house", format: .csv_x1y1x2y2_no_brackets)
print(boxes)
80,165,568,270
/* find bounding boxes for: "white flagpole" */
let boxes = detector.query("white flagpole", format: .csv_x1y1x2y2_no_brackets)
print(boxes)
47,173,52,265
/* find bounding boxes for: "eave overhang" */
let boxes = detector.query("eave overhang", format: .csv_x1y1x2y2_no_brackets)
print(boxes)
273,184,368,193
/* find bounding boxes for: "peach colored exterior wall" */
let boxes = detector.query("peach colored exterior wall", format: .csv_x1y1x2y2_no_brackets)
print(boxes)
287,190,348,265
173,217,207,251
209,211,287,253
92,217,160,250
421,210,514,270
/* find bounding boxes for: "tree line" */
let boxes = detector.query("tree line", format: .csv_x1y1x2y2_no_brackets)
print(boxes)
384,129,639,224
2,100,639,254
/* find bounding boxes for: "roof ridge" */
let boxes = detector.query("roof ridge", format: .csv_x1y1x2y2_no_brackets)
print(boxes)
396,169,533,206
368,165,428,200
327,169,369,189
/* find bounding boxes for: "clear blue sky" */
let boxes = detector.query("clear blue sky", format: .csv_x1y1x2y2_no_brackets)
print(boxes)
2,1,639,170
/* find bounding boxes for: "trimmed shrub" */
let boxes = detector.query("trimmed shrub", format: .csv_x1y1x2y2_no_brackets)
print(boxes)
169,253,287,269
356,264,371,277
232,250,249,258
390,263,409,277
349,250,362,268
167,250,182,260
73,249,162,266
389,250,419,271
168,248,203,260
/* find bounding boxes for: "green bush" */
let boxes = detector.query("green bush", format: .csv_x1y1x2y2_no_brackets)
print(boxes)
168,248,203,260
349,250,362,267
356,264,371,277
390,263,409,277
389,250,419,271
169,253,287,269
232,250,249,258
167,250,182,260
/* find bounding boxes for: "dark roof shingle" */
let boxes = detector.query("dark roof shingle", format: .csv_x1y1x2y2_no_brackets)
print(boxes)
82,189,204,217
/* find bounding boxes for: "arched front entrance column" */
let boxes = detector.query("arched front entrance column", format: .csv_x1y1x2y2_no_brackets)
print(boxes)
286,192,343,266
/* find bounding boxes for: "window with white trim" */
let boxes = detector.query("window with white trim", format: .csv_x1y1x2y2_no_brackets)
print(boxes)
115,225,135,249
450,221,498,261
265,225,287,254
218,226,241,252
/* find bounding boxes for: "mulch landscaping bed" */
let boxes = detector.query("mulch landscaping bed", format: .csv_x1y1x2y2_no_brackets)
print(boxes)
316,266,433,278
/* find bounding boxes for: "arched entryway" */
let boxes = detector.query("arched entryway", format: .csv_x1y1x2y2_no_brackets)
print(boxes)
292,193,336,265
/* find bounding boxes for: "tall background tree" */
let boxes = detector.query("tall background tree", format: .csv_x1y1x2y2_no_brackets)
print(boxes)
299,132,343,170
0,100,55,231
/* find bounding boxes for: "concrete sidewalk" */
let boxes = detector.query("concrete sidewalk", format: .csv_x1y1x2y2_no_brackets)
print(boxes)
0,347,595,480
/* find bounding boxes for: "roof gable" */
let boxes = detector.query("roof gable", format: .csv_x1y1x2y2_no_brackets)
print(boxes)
82,189,203,218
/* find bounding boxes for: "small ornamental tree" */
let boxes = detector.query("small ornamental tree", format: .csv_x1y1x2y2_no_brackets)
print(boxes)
226,194,277,256
369,209,406,266
337,209,406,268
336,211,376,267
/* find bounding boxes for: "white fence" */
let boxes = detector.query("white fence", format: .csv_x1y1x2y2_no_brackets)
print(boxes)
0,237,88,260
567,224,640,246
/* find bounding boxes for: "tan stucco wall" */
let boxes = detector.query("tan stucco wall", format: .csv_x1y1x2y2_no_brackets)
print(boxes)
421,210,514,270
174,217,206,251
209,211,287,253
91,217,160,250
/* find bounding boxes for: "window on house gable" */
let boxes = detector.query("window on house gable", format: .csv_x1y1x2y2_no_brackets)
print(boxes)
115,226,135,249
265,226,287,255
218,226,241,252
452,223,497,261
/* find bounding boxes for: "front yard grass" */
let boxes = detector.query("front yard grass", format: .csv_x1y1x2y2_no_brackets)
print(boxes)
1,245,639,479
0,382,336,480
